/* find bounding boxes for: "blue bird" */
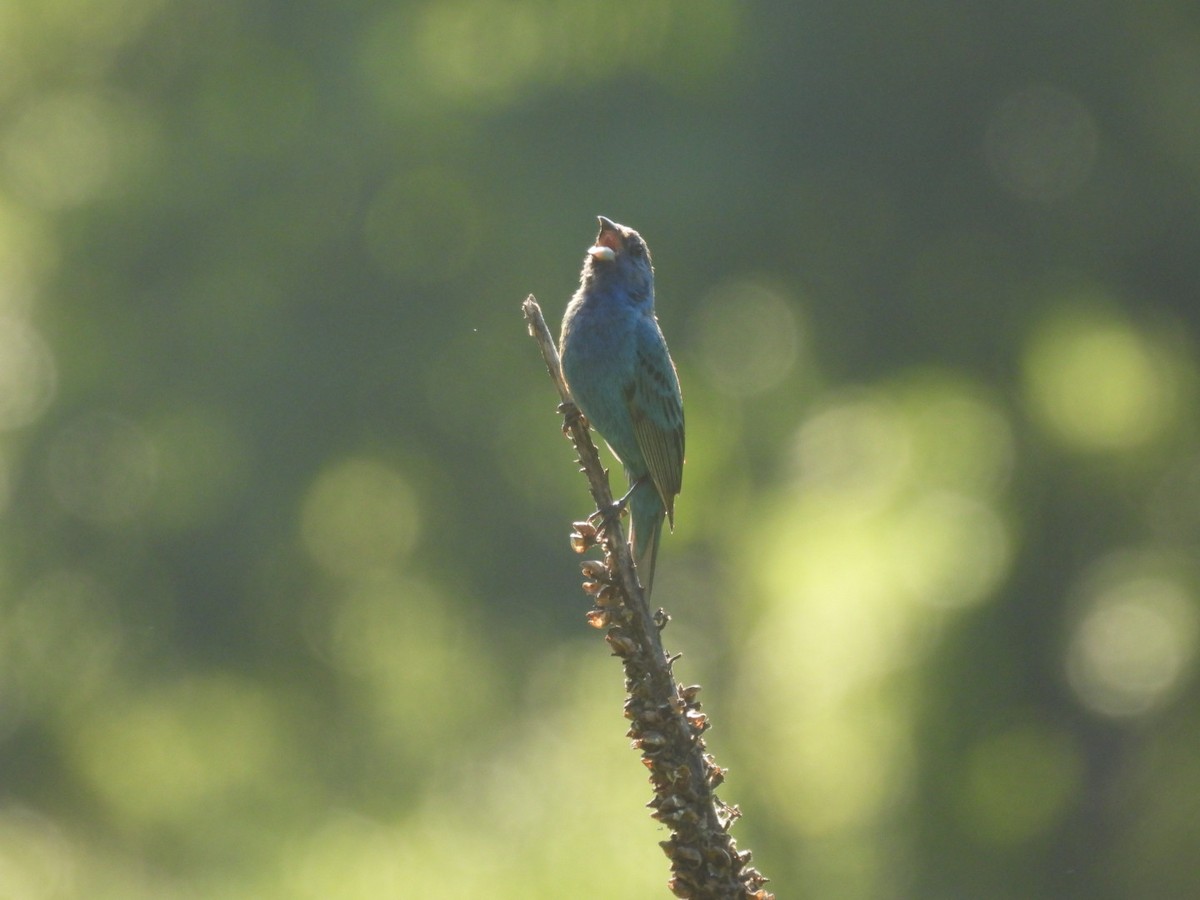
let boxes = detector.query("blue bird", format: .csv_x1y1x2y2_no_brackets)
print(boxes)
559,216,684,593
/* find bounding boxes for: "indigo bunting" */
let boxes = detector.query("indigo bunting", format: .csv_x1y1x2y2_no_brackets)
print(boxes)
559,216,684,593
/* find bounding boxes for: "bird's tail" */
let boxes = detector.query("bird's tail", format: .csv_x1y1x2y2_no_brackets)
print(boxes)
629,480,666,595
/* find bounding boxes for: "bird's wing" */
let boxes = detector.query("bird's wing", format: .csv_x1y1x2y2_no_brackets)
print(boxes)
625,325,685,525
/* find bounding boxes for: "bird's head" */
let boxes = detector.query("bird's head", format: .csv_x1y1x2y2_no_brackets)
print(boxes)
583,215,655,302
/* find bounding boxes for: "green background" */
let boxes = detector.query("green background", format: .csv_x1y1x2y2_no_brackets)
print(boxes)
2,1,1199,897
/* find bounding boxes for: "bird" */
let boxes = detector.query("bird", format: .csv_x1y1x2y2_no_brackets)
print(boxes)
559,216,684,593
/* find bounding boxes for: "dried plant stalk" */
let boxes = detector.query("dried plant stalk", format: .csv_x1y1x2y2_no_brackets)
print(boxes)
523,296,772,900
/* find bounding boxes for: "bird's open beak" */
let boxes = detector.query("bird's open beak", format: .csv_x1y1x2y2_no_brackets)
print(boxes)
590,215,620,260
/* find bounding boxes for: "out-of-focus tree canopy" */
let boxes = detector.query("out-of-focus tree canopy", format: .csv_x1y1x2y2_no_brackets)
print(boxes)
1,1,1199,897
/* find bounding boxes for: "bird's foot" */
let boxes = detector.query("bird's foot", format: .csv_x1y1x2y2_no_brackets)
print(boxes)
586,501,623,530
572,486,631,553
587,478,643,529
557,401,587,434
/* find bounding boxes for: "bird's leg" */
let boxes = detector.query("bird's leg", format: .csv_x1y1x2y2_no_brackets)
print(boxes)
571,477,642,556
589,476,646,529
612,477,643,512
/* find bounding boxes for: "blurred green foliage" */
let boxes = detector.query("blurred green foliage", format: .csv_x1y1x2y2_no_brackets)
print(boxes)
1,1,1199,897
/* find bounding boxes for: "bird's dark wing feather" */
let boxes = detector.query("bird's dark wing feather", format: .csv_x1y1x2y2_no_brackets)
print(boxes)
626,327,684,525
